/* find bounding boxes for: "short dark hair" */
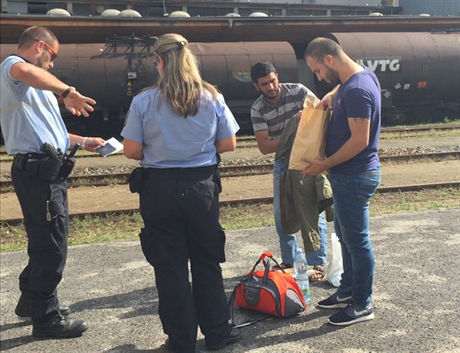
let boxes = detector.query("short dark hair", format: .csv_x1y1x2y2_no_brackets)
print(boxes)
304,37,343,62
18,26,58,49
250,61,276,83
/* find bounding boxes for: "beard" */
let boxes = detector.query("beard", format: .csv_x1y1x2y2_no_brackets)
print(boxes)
36,52,47,69
325,68,341,86
261,87,280,101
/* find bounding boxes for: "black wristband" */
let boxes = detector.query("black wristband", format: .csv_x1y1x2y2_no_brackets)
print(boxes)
61,86,75,99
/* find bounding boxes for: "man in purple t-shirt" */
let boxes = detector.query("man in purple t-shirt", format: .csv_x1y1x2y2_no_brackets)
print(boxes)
303,37,381,326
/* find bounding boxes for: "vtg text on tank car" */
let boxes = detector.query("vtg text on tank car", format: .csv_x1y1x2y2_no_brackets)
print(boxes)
317,32,460,125
0,31,458,138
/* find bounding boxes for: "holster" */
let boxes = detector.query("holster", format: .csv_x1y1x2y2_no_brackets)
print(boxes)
13,153,62,182
38,157,63,181
127,167,143,193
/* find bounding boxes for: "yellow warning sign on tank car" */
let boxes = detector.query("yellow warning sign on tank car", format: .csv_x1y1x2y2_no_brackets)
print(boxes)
126,81,133,96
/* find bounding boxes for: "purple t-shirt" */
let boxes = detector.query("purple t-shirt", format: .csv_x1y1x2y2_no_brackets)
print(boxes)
326,67,381,174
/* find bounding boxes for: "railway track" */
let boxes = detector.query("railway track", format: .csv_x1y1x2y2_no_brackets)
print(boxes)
0,163,275,192
1,181,459,226
1,124,459,159
0,151,459,192
236,124,460,143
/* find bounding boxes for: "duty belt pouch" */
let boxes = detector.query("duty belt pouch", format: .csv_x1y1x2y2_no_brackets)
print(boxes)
37,157,63,181
215,154,222,193
57,156,75,182
13,154,27,170
214,168,222,193
127,167,143,193
57,143,80,182
25,159,40,177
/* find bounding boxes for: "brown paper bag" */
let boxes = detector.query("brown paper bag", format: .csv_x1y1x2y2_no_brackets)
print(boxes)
288,93,330,170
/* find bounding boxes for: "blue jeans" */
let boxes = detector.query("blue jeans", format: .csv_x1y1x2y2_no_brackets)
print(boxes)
273,159,328,265
330,168,381,307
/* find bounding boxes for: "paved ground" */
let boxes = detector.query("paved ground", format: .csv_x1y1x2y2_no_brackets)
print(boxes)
1,208,459,353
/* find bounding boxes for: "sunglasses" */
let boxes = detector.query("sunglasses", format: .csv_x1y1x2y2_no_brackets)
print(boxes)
154,56,159,68
35,39,58,61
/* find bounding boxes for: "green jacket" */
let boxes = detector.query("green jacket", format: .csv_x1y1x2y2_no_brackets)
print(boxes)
275,116,333,252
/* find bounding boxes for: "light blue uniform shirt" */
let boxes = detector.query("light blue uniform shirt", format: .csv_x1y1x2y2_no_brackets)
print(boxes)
121,88,239,168
0,55,69,155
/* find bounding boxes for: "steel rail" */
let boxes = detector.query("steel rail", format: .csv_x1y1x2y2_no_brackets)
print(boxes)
1,152,459,192
0,151,125,159
1,124,459,158
235,125,460,143
381,125,460,133
1,181,460,226
0,163,276,191
379,151,460,162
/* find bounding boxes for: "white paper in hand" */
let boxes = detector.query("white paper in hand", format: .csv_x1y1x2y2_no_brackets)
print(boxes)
94,137,124,157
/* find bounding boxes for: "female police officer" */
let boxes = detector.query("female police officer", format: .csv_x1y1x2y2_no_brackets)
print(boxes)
121,33,242,352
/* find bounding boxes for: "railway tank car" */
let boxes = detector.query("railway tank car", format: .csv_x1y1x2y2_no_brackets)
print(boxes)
316,32,460,125
0,40,298,137
0,32,458,138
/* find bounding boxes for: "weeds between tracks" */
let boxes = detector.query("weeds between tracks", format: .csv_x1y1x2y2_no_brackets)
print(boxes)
1,186,459,252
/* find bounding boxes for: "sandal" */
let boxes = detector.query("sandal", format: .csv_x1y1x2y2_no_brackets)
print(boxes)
308,265,325,282
271,262,293,271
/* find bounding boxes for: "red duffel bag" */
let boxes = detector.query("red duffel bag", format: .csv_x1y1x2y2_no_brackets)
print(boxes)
229,251,306,327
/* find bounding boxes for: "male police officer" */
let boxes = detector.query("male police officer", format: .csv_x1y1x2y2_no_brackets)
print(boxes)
0,26,105,338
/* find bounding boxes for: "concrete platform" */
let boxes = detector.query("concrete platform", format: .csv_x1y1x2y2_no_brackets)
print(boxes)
1,208,459,352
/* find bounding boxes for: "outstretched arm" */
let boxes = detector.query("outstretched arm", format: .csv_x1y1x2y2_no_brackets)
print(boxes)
69,134,105,152
10,62,96,117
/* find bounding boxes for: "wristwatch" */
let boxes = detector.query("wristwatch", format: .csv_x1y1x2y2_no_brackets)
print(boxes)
61,86,75,99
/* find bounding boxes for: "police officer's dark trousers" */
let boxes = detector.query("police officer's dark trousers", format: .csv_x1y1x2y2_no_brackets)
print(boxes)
138,167,231,353
11,161,68,324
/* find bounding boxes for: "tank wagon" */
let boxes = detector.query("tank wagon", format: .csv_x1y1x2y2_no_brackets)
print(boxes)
1,31,458,138
320,32,460,125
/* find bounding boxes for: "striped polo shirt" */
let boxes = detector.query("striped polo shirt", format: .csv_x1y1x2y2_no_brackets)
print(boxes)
250,83,312,140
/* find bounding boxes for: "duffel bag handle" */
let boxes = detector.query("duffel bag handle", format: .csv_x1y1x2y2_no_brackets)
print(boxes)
246,252,285,285
256,252,284,272
258,251,273,261
259,252,286,275
249,256,270,284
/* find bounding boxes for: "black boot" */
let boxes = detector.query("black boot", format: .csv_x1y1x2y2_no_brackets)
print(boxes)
32,315,88,339
161,338,197,352
15,293,70,318
206,327,242,351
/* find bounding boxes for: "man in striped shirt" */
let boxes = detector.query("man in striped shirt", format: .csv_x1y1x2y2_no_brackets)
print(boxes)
250,61,328,278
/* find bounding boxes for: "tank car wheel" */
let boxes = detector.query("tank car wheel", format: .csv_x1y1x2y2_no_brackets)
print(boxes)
383,107,406,126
